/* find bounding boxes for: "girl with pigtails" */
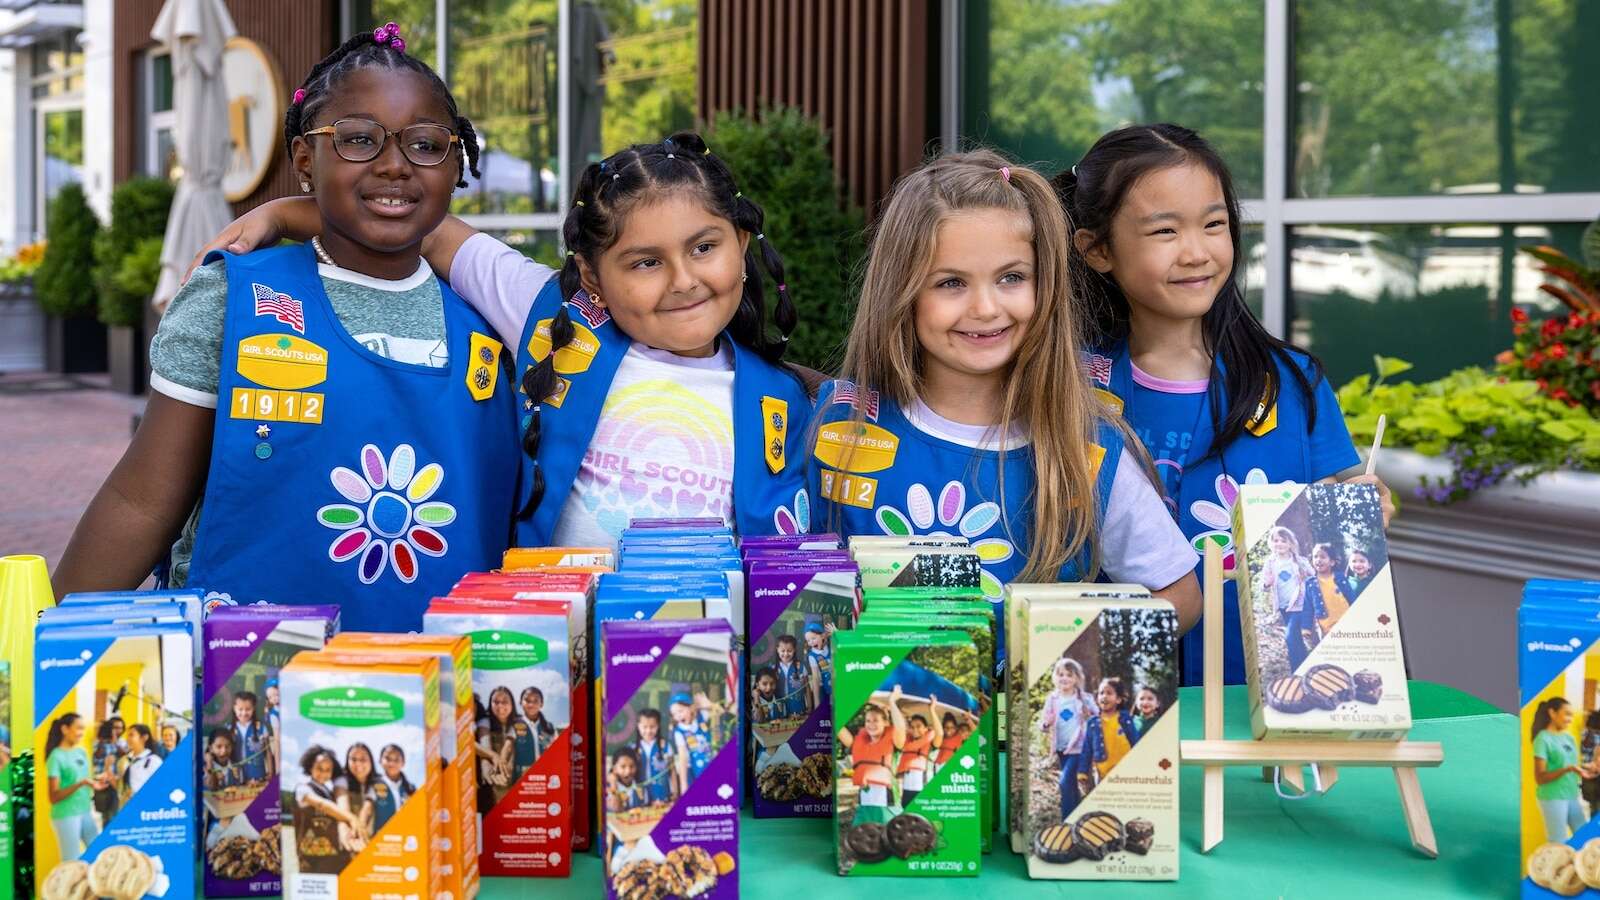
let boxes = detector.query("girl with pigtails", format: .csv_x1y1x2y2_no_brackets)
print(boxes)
189,132,814,548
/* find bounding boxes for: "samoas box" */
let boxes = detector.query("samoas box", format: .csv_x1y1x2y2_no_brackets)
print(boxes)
747,558,859,817
602,619,739,899
279,650,442,900
325,632,480,900
834,628,980,877
425,598,572,878
1234,482,1411,741
1010,583,1178,881
35,620,197,900
201,604,338,896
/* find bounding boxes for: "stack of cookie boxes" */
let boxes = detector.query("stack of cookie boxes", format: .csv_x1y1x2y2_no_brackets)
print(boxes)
34,595,199,900
1520,580,1600,898
1006,583,1179,882
741,533,858,818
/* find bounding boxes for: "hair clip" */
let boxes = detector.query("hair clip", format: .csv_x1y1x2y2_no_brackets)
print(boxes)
777,283,788,292
999,166,1011,183
612,174,620,181
574,200,585,207
667,153,675,159
565,251,575,258
291,88,306,105
373,22,405,51
735,191,742,199
703,147,711,155
1071,164,1079,177
756,233,765,241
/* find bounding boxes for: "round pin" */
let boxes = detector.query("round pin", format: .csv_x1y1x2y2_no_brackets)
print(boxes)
255,442,273,460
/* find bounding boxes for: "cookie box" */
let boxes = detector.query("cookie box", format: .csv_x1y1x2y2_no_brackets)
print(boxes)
1008,583,1178,881
503,546,616,570
739,533,843,551
856,609,994,850
278,650,442,899
35,620,197,900
425,599,573,877
1518,586,1600,898
326,632,479,899
747,559,859,818
602,619,739,899
1233,482,1411,741
201,605,338,896
834,628,980,877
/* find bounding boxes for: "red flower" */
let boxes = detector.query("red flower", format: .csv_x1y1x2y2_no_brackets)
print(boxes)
1543,318,1565,339
1528,351,1545,368
1513,324,1526,336
1552,343,1569,360
1553,388,1572,403
1570,313,1586,329
1511,308,1530,324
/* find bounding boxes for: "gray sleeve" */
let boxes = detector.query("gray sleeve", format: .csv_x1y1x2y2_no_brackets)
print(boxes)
147,260,228,408
1099,449,1200,589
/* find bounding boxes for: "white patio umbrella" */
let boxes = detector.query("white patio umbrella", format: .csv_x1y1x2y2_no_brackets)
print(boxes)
150,0,237,313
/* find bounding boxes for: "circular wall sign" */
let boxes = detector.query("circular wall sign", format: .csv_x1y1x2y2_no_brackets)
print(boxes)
222,36,285,202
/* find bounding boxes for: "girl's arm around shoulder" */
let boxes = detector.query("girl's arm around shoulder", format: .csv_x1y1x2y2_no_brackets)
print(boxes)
447,230,557,348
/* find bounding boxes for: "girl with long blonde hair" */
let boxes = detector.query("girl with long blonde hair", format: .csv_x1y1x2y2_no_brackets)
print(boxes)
809,151,1202,681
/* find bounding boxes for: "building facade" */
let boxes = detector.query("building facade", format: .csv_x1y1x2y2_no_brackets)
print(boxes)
1,0,1596,387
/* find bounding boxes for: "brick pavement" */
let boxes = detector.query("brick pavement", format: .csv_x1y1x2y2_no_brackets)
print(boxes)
0,373,147,574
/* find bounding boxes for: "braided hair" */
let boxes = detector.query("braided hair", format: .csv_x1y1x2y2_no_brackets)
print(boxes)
284,26,481,188
517,131,799,519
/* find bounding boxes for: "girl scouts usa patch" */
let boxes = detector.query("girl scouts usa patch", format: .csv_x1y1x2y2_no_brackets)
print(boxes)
467,332,503,401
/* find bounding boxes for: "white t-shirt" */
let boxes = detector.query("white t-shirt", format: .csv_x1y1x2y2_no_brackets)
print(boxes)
124,750,162,793
552,343,736,548
904,398,1198,590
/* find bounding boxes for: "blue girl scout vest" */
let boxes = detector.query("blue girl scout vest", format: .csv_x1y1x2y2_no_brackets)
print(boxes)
807,381,1122,680
675,713,715,778
186,244,518,632
511,277,814,543
1087,341,1353,685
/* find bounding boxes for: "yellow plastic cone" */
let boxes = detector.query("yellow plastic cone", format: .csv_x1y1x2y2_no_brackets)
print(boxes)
0,554,56,739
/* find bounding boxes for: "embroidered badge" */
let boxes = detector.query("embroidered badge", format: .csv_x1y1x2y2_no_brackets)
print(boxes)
467,332,503,401
1093,387,1124,416
813,420,899,474
761,395,788,474
318,443,455,585
527,318,601,375
570,289,610,328
1084,353,1113,387
830,380,880,420
236,334,328,390
252,283,306,333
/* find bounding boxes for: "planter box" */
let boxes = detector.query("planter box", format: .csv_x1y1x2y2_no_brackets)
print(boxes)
44,314,108,374
1352,449,1600,711
107,324,147,395
0,281,44,372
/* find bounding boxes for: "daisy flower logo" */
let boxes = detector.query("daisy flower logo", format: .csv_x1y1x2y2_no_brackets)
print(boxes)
773,488,811,535
318,443,455,584
1188,468,1268,571
875,480,1013,598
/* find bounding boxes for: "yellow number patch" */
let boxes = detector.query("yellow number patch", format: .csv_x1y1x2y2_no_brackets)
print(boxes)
819,468,878,509
230,388,325,424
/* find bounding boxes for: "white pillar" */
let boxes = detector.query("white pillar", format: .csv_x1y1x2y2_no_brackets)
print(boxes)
81,0,114,219
0,44,29,250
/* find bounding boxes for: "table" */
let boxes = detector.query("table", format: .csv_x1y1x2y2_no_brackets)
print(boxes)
479,681,1514,898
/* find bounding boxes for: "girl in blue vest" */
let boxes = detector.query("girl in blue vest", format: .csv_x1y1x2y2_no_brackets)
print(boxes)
1056,124,1393,686
192,133,814,549
803,622,834,708
630,709,677,803
773,634,810,716
809,152,1202,683
54,25,517,633
670,691,724,785
372,743,416,833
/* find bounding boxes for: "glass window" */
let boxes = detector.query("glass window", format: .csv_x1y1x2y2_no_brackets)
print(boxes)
1292,0,1600,197
40,108,84,230
961,0,1265,197
30,31,84,99
151,53,174,114
1241,224,1264,319
449,1,561,216
1287,222,1588,386
577,0,697,163
476,228,563,270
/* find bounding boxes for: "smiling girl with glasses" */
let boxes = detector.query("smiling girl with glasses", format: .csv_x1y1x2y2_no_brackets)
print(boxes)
55,25,520,634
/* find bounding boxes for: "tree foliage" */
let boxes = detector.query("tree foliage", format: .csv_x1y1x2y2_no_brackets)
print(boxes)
34,184,101,319
94,177,174,328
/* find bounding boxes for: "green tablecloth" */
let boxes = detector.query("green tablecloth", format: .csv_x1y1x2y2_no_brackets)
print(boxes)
479,681,1514,898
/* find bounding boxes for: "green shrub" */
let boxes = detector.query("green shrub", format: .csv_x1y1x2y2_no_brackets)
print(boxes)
34,184,101,319
708,107,866,372
95,177,174,327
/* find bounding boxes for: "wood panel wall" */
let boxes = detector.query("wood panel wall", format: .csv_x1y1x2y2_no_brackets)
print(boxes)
112,0,339,214
698,0,937,214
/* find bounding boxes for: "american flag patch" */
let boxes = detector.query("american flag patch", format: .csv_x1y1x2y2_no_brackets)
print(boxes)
1084,353,1113,386
252,283,305,333
569,288,609,328
831,380,880,419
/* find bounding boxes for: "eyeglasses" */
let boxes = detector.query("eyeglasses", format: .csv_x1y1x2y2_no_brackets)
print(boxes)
302,118,459,167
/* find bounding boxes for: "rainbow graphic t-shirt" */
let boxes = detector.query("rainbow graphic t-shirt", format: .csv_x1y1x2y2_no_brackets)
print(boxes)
552,342,736,546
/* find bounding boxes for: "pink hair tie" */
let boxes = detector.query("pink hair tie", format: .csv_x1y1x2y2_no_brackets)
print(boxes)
999,166,1011,183
391,37,406,51
778,284,787,292
291,88,306,105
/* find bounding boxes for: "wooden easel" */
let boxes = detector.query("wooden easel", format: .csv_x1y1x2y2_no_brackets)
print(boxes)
1178,542,1445,857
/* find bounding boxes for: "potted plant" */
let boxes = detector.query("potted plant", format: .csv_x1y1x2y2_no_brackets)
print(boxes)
0,241,47,372
34,184,106,374
94,177,174,395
